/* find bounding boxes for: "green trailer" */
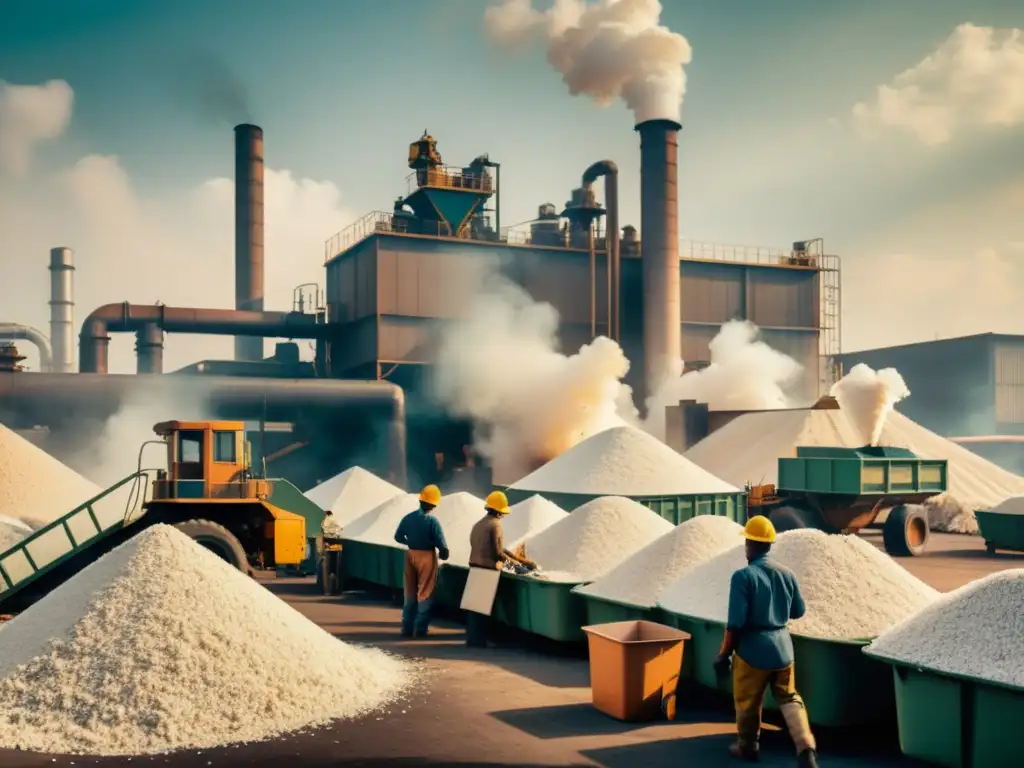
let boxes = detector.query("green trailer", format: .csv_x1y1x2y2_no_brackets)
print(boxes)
749,445,948,557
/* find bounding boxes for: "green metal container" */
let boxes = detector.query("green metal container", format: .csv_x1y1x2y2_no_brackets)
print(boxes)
975,509,1024,553
778,445,947,498
866,658,1024,768
340,538,370,583
435,563,468,609
512,574,588,642
268,478,326,536
661,613,893,727
576,592,659,625
502,488,747,525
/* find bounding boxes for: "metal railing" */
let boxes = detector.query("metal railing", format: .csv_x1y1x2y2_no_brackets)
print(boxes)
679,239,822,268
405,165,493,196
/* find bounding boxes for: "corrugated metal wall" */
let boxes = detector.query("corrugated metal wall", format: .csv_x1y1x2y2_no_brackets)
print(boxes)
325,235,822,400
837,335,997,436
994,341,1024,428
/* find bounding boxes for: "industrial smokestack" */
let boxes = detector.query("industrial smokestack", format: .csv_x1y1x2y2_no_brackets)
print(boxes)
234,124,265,362
48,247,75,373
635,119,682,403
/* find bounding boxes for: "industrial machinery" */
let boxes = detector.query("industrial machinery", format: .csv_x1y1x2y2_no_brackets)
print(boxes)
145,420,307,571
747,446,948,557
0,419,316,612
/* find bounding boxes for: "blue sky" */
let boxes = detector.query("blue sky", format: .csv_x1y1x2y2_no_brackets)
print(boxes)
1,0,1023,371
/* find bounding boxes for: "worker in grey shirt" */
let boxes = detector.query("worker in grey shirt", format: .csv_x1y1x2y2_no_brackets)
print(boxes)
713,515,818,767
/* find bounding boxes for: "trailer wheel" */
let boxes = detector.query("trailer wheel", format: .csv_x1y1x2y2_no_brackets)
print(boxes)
883,505,930,557
769,505,817,533
174,520,251,574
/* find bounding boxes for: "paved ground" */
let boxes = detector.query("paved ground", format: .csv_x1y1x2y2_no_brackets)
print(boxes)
1,530,1016,767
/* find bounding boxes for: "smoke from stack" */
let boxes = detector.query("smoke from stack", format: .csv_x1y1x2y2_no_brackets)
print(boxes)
234,124,265,362
484,0,693,124
644,320,804,440
430,271,635,483
431,271,804,479
831,363,911,447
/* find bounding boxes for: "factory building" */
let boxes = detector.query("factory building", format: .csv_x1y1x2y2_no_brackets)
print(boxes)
323,132,840,404
1,123,842,493
837,334,1024,473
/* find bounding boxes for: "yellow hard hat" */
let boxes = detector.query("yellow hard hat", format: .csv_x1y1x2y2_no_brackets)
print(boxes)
419,484,441,507
485,490,510,515
742,515,776,544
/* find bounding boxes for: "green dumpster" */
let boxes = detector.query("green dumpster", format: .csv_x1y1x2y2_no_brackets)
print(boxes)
975,509,1024,554
502,488,747,525
575,591,660,625
436,565,527,629
518,575,588,642
340,539,371,584
661,613,893,727
863,656,1024,768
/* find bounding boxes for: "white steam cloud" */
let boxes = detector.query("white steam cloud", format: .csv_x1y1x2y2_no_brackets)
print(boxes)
831,363,911,447
431,272,635,484
72,392,212,488
644,320,804,440
484,0,693,124
431,270,804,481
0,79,73,176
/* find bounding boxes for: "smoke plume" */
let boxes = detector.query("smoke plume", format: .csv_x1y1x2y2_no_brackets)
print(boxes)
644,320,804,439
156,49,252,125
830,363,911,447
484,0,693,124
430,271,636,484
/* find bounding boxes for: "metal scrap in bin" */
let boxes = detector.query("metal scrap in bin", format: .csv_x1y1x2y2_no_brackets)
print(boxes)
582,620,691,722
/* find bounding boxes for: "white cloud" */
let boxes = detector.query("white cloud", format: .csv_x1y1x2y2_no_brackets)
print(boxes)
0,80,73,175
853,23,1024,145
0,83,355,373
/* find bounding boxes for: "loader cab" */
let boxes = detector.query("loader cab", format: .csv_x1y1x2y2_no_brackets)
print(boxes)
152,420,266,501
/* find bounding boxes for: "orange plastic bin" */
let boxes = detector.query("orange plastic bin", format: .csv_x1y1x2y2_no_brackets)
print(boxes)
583,620,691,722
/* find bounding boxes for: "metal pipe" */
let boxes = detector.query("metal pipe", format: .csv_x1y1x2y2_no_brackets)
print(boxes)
234,124,265,362
135,322,164,374
49,247,75,372
0,373,407,486
588,225,596,338
0,324,52,371
635,120,682,400
582,161,619,341
79,302,328,374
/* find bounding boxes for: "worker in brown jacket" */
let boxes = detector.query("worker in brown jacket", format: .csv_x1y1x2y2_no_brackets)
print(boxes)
465,490,537,647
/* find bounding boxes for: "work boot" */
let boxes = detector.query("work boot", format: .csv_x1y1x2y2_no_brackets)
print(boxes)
728,741,760,762
797,748,819,768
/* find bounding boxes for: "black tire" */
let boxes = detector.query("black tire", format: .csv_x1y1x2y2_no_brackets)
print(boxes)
769,505,817,533
174,519,251,573
883,505,930,557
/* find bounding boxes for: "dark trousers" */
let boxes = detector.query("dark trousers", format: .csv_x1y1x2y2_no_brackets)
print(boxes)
466,611,490,647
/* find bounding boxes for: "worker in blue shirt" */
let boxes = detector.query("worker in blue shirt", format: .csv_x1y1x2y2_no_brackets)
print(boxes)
394,485,449,638
713,515,818,767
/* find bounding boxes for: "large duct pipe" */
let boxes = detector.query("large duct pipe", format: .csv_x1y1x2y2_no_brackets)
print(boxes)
49,247,75,373
582,161,619,341
635,119,682,402
79,302,328,374
135,322,164,374
234,124,265,363
0,324,52,371
0,373,407,486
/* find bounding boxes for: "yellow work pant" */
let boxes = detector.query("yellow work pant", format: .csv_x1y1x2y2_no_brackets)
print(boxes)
732,654,815,754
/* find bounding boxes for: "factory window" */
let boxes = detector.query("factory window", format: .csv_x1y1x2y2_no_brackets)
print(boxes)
213,431,237,463
178,431,203,464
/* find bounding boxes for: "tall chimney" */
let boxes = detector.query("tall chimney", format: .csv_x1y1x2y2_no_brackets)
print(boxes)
48,247,75,373
635,119,682,403
234,124,265,361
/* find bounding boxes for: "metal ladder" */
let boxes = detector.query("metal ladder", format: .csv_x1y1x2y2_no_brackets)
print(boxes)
0,469,155,605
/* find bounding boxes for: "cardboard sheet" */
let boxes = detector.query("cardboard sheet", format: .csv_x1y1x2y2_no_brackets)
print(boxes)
460,566,501,615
